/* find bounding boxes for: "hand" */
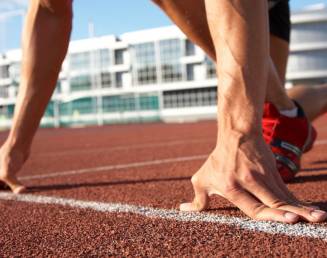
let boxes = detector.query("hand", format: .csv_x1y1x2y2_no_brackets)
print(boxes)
180,133,327,223
0,143,27,194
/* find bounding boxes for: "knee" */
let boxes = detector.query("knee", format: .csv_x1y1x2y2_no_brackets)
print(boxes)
39,0,73,18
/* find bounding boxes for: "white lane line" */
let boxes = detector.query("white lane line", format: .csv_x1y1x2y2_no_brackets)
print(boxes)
315,139,327,146
37,138,327,158
37,138,214,157
19,138,327,181
19,154,207,181
0,192,327,241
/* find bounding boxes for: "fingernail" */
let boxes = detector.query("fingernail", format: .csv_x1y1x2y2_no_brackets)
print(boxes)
311,210,327,219
284,212,298,221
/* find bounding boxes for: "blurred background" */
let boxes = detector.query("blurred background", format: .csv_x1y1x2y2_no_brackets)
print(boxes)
0,0,327,128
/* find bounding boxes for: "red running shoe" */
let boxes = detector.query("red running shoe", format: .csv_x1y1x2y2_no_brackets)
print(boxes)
262,101,317,182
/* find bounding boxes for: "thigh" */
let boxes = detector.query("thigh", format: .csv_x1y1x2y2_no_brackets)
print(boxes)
268,0,290,83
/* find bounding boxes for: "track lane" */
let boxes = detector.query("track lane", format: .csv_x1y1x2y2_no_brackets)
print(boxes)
0,117,327,256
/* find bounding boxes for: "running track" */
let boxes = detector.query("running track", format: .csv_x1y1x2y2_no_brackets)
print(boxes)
0,117,327,256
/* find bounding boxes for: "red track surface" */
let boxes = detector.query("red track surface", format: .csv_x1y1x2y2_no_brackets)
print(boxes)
1,117,327,257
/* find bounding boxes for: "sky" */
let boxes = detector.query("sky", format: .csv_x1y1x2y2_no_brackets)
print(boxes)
0,0,327,52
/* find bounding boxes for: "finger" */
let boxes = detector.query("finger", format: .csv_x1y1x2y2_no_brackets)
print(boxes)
272,170,300,203
226,187,299,223
272,171,322,211
264,165,320,213
180,177,209,212
244,167,314,211
241,177,327,221
0,176,26,194
278,205,327,223
240,175,290,208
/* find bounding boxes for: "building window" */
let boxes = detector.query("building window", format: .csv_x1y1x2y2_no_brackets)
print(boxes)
103,94,136,112
101,72,112,88
185,39,195,56
9,62,21,80
99,49,111,68
44,101,55,117
0,104,14,118
139,93,159,110
115,72,123,88
0,86,9,98
55,81,61,94
0,105,6,117
163,87,217,108
291,22,327,44
70,75,92,92
69,52,91,71
186,64,194,81
133,43,157,85
114,49,125,65
205,58,216,79
60,97,96,115
0,65,9,79
159,39,182,83
287,50,327,73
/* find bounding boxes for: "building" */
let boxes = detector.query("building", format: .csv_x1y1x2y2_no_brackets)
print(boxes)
0,5,327,128
287,4,327,85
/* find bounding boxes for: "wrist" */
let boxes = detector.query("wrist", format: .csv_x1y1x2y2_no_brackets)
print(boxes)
218,109,262,138
217,94,263,135
216,127,261,146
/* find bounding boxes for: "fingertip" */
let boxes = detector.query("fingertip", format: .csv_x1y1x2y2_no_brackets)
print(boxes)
12,185,26,194
310,210,327,222
255,209,300,224
180,202,195,212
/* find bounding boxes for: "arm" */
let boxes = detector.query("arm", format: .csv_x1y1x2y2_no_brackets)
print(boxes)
178,0,326,223
0,0,72,193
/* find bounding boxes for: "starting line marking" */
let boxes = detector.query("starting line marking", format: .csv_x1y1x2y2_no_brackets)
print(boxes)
0,192,327,241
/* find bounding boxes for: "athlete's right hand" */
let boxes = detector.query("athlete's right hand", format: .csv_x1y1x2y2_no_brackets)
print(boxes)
180,133,327,223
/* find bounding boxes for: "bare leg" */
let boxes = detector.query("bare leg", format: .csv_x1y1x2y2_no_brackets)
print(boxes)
153,0,294,112
288,84,327,121
0,0,72,193
270,35,289,83
153,0,327,222
269,32,327,122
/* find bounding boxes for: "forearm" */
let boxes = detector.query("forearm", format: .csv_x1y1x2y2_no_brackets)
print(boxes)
152,0,216,60
205,0,269,137
8,0,72,150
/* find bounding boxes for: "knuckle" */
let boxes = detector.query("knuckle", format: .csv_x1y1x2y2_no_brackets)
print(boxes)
269,199,288,209
240,171,257,186
251,204,266,220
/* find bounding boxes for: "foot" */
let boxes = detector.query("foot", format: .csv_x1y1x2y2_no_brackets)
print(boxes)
180,134,327,223
0,143,28,194
262,101,317,182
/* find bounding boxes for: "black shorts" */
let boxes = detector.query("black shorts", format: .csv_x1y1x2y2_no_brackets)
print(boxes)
268,0,290,42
